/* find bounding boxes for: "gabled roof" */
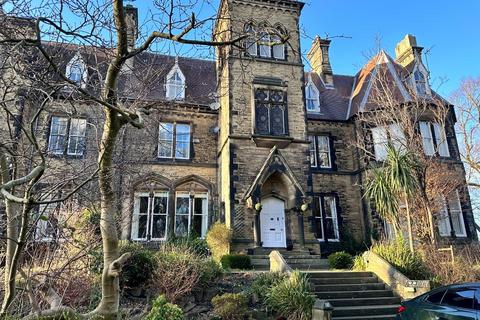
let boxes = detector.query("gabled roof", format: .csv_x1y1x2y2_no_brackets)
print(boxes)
347,51,411,118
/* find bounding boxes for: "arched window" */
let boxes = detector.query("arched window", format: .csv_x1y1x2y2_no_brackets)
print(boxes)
305,81,320,113
414,70,427,96
244,24,257,57
66,53,87,87
166,62,185,100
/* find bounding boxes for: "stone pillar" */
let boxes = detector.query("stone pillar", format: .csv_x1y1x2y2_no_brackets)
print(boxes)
253,208,261,248
296,210,305,248
312,299,333,320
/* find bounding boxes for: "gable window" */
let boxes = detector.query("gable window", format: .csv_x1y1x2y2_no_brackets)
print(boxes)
175,193,208,238
308,135,332,169
166,66,185,100
254,88,288,136
48,116,87,156
437,190,467,237
131,192,168,241
306,82,320,113
419,121,450,157
66,54,87,87
414,70,427,96
158,122,191,160
371,124,406,161
313,195,340,241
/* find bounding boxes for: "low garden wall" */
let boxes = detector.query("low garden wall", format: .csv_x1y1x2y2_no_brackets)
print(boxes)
362,251,431,299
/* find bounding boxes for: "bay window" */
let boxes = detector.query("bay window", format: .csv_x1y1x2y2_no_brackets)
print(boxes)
131,192,168,241
175,193,208,238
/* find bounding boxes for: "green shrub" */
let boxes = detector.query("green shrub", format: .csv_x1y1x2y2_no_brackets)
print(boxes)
372,237,427,279
220,254,252,270
168,234,210,256
352,255,366,271
266,271,315,320
119,241,157,290
90,241,157,290
199,258,223,286
328,251,353,269
250,272,286,304
206,222,232,262
211,293,248,320
154,245,222,302
146,295,184,320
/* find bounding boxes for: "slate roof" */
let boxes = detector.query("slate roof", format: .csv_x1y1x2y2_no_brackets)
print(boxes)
43,43,217,106
306,50,450,121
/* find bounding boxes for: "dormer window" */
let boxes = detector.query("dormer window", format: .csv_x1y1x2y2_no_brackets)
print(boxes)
414,70,427,96
66,53,87,87
166,62,185,100
306,81,320,113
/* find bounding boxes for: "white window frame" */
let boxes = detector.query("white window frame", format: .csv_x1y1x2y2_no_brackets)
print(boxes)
259,32,271,58
438,190,467,238
48,116,69,155
315,196,340,242
244,24,257,56
35,202,59,242
131,192,169,241
272,34,285,60
66,53,87,88
158,122,191,160
174,192,209,238
305,81,320,113
419,121,450,157
371,126,389,161
308,135,317,168
165,64,185,100
413,69,428,96
67,118,87,156
317,136,332,169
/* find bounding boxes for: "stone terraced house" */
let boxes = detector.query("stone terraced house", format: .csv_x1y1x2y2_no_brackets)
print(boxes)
1,0,477,256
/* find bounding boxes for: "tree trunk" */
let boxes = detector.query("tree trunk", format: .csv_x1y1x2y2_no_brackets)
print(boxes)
0,154,19,315
90,110,122,319
404,193,414,252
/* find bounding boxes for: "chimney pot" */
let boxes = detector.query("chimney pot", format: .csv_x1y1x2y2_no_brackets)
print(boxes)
307,36,334,87
395,34,423,67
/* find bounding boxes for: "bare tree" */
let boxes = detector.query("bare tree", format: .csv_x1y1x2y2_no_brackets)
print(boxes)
0,0,270,318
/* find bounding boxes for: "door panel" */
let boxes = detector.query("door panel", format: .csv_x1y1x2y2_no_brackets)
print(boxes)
260,197,286,248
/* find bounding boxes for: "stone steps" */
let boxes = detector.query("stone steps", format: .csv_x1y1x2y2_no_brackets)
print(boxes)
305,271,400,320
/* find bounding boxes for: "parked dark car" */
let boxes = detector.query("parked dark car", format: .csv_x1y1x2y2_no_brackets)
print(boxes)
397,283,480,319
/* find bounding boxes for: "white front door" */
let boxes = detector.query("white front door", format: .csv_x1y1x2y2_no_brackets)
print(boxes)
260,197,286,248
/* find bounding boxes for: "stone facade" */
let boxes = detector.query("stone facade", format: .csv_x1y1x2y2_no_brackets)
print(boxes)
2,0,478,255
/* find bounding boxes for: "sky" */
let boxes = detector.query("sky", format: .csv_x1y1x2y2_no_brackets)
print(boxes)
127,0,480,97
297,0,480,96
8,0,480,96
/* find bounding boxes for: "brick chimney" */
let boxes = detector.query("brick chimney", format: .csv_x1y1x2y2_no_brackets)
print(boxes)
307,36,334,87
124,5,138,50
395,34,423,67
